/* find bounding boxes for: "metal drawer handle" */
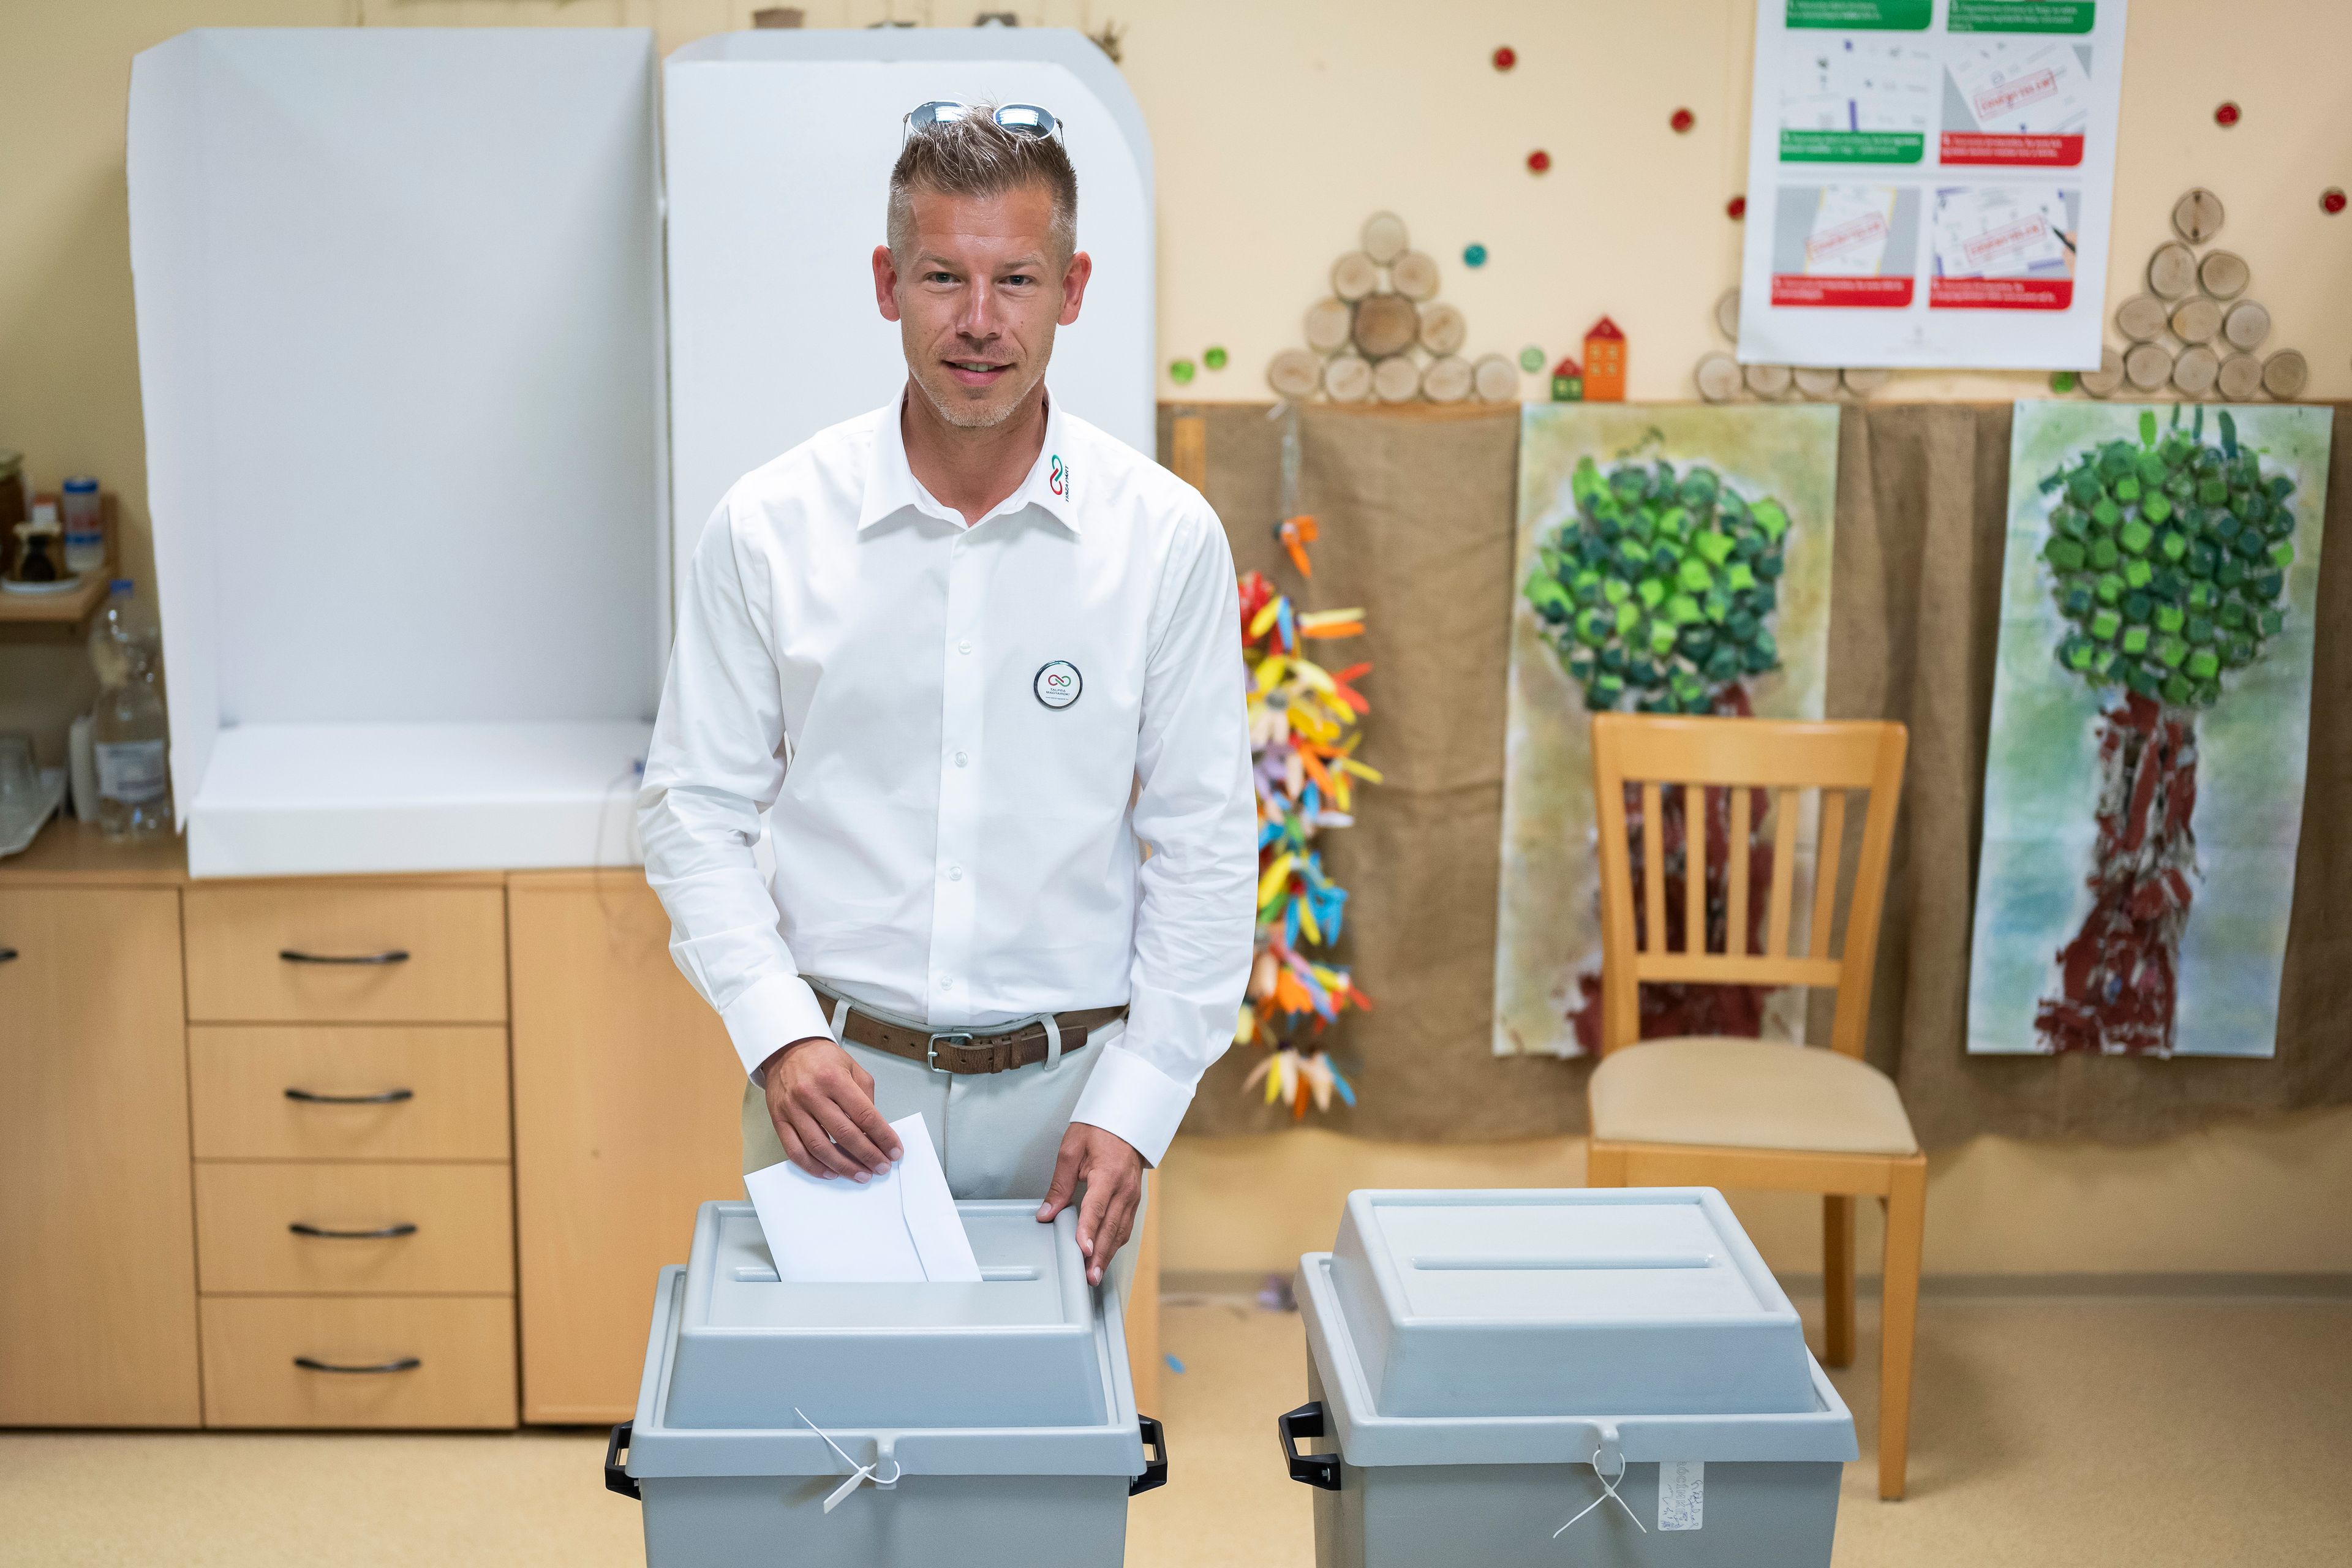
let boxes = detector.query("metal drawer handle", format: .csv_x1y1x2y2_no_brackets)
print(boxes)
0,947,18,963
288,1221,419,1240
279,948,410,965
1278,1401,1341,1491
284,1086,415,1105
294,1355,421,1375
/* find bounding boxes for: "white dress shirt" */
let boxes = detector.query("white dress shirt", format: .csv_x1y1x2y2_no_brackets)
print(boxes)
637,392,1256,1164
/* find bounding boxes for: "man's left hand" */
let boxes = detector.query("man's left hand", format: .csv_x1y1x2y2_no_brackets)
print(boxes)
1038,1123,1145,1287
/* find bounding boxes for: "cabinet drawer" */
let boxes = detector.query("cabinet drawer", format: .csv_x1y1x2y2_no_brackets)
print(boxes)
185,884,507,1023
200,1295,516,1428
196,1162,513,1295
189,1027,511,1162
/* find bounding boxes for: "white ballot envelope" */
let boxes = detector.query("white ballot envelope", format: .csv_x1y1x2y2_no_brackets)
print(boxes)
744,1111,984,1283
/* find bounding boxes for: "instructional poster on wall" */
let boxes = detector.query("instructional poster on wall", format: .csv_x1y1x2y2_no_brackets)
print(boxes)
1966,401,2331,1057
1738,0,2129,370
1495,405,1839,1058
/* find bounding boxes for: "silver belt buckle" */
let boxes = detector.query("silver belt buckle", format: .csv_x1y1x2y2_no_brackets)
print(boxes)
926,1031,974,1072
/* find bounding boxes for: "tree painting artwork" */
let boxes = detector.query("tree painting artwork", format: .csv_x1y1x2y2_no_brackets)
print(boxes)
1967,401,2331,1058
1495,404,1839,1058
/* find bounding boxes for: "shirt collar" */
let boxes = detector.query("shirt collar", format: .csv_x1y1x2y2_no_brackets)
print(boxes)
858,388,1081,535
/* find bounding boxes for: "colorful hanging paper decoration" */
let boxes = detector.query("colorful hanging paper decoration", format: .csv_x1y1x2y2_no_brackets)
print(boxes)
1234,541,1379,1119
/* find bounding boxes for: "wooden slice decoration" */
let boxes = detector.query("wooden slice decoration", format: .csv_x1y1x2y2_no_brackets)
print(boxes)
2172,343,2220,398
1471,353,1520,402
1331,251,1379,302
2215,352,2264,402
1417,301,1468,355
2114,294,2168,342
1303,298,1354,354
1372,354,1422,403
2123,341,2173,391
2222,300,2271,352
1422,355,1474,403
1352,293,1420,359
1694,353,1743,402
2078,345,2125,398
2172,187,2225,244
1792,366,1843,400
1360,211,1409,266
2147,243,2198,300
2168,296,2222,345
1714,288,1741,341
1323,352,1374,402
1841,365,1893,396
1743,362,1794,398
2261,349,2309,401
2198,250,2250,300
1388,251,1441,302
1268,347,1323,401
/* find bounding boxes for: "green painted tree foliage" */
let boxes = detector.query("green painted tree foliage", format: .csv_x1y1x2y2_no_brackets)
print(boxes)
1525,456,1791,713
2037,407,2296,707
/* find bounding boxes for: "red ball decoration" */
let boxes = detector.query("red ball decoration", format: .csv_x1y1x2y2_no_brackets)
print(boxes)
2214,100,2241,127
1670,107,1695,134
1492,45,1516,71
2323,187,2346,215
1727,194,1747,220
1527,149,1552,174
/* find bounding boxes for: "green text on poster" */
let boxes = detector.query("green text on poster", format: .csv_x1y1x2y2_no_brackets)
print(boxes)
1948,1,2097,34
1779,130,1926,165
1787,0,1931,29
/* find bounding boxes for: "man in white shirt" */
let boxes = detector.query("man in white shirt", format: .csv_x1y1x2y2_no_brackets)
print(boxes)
637,102,1256,1287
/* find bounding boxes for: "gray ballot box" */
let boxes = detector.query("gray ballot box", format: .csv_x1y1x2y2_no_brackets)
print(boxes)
608,1199,1164,1566
1280,1188,1856,1568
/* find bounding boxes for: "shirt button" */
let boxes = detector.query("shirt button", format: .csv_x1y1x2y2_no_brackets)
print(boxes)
954,750,970,767
958,639,973,655
948,865,964,881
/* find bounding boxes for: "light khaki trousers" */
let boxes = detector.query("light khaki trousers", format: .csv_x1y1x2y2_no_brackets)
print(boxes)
740,1018,1142,1303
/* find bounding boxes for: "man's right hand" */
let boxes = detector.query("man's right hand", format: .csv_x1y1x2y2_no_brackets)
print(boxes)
760,1037,903,1181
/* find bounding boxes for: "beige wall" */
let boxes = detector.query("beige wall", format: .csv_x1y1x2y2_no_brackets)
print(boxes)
4,0,2348,1275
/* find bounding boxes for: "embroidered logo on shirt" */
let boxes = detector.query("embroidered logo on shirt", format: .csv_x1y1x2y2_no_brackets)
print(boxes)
1033,660,1083,710
1049,455,1068,498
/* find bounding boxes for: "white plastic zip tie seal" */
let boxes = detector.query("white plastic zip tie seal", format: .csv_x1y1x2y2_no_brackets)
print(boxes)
795,1407,902,1513
1552,1449,1649,1540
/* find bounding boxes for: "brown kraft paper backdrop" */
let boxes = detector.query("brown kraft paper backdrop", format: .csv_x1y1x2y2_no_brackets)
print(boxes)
1161,402,2352,1148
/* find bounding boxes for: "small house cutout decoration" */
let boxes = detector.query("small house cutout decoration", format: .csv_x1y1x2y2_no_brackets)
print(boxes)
1581,317,1626,401
1550,356,1583,402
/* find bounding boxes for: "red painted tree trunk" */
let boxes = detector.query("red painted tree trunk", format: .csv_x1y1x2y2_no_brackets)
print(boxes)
2034,693,2199,1055
1570,686,1777,1050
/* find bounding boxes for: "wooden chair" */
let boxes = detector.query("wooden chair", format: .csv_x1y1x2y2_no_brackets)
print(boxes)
1581,714,1925,1499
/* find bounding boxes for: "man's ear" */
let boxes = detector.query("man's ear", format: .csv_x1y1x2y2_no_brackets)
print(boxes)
872,244,903,323
1057,251,1093,328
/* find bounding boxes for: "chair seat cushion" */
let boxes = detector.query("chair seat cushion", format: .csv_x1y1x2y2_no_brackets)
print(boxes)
1589,1036,1919,1156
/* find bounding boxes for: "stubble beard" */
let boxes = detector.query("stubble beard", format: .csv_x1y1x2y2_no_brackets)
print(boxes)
908,325,1054,431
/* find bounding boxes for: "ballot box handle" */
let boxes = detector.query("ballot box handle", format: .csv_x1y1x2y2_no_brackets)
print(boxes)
1278,1401,1342,1491
605,1422,641,1501
1129,1414,1169,1496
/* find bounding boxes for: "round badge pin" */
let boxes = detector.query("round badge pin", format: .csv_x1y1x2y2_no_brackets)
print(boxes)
1033,660,1082,710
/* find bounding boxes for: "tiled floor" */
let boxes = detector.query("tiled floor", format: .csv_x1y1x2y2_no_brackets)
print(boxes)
4,1294,2347,1566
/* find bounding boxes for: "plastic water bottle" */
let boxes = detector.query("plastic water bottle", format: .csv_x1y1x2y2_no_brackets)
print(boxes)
88,579,172,839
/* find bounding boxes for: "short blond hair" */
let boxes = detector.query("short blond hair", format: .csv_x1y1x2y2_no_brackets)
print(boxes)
887,104,1078,263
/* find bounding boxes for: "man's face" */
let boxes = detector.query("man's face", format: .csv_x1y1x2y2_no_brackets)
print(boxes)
873,181,1091,431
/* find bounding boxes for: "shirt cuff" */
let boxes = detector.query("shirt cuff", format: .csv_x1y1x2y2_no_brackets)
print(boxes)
723,971,835,1083
1069,1043,1193,1167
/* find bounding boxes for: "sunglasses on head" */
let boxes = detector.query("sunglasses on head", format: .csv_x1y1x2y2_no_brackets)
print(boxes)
901,100,1065,147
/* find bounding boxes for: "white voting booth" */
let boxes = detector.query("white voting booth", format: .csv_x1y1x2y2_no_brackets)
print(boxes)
127,26,1154,878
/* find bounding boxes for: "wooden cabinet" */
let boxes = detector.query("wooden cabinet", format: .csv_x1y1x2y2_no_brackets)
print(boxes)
508,872,745,1424
184,881,508,1023
198,1294,516,1430
0,880,202,1427
188,1025,511,1162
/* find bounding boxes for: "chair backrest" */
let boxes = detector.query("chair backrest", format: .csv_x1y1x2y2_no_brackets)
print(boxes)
1589,714,1908,1060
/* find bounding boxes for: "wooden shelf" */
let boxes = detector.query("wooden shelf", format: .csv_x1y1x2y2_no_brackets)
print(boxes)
0,492,120,642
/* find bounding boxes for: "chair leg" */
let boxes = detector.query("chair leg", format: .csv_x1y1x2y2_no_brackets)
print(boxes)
1877,1158,1928,1501
1822,1194,1856,1369
1584,1139,1629,1188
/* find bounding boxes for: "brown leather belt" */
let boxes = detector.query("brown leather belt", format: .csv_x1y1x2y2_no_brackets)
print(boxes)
820,989,1128,1075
